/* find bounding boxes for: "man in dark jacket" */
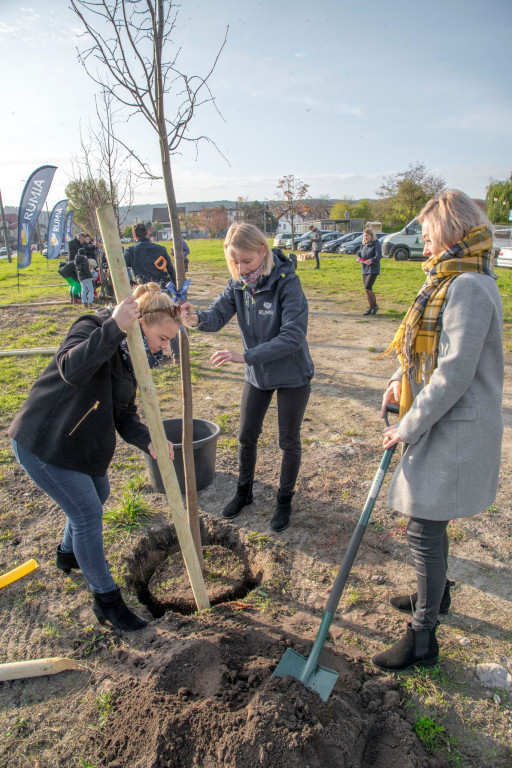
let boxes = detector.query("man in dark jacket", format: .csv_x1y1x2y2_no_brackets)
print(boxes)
124,223,176,286
68,233,87,262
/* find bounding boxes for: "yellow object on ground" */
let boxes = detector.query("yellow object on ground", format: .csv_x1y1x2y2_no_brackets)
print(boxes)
0,559,38,589
0,657,82,681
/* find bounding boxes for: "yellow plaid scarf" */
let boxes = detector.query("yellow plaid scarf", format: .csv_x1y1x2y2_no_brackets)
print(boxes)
382,225,494,416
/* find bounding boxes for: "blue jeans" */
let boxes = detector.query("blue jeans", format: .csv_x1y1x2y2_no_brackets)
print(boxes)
80,278,94,304
11,439,116,593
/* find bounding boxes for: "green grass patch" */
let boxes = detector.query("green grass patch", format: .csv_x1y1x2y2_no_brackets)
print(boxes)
103,485,154,532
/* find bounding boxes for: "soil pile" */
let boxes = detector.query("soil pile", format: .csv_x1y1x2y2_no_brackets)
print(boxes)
98,615,443,768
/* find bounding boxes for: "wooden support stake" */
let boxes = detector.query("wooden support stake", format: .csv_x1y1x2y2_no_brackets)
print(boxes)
0,348,58,357
96,205,209,611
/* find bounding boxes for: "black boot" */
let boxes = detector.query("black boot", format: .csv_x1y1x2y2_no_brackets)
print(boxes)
271,490,294,532
390,580,453,615
92,587,148,631
222,482,253,520
372,622,439,672
56,545,80,574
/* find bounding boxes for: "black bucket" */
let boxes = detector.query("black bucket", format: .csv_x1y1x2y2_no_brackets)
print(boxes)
145,418,221,494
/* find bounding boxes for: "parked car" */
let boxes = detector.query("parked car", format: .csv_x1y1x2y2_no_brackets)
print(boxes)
321,232,363,253
282,234,311,249
284,230,332,250
381,218,425,260
273,233,290,247
496,247,512,269
338,234,366,254
0,246,8,257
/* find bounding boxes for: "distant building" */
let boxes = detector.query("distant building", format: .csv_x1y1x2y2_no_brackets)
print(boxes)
0,213,17,247
276,214,305,235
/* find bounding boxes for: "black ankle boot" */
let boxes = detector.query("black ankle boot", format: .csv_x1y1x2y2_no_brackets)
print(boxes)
222,482,253,520
390,580,453,615
371,622,439,672
56,545,80,574
271,490,294,532
92,587,148,631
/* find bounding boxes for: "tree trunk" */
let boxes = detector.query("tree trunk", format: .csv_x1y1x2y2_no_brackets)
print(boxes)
154,1,203,568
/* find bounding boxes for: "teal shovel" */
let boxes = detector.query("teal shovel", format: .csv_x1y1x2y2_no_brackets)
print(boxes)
272,403,400,701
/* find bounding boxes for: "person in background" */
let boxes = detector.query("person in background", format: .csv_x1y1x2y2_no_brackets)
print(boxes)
68,232,87,262
75,247,95,307
309,225,322,269
171,237,190,273
9,284,179,631
357,228,382,315
180,222,314,533
124,223,176,287
124,223,180,363
58,258,82,305
372,189,503,672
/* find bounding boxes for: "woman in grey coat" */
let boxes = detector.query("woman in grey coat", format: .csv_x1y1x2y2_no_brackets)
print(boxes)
372,189,503,672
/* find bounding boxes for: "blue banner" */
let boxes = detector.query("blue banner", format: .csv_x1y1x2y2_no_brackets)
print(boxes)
46,199,68,259
17,165,57,268
63,210,75,246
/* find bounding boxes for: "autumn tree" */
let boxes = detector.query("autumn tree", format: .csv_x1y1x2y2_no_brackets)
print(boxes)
180,211,198,238
329,199,355,220
274,175,309,248
196,207,228,238
376,162,445,229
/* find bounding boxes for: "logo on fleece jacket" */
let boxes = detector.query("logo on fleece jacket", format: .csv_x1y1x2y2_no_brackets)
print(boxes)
259,301,274,315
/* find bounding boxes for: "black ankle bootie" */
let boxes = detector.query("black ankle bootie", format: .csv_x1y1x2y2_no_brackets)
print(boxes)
222,482,253,520
390,580,453,615
371,622,439,672
271,490,294,532
56,545,80,574
92,587,148,631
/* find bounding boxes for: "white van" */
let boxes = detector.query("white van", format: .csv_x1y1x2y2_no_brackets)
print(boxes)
382,217,425,261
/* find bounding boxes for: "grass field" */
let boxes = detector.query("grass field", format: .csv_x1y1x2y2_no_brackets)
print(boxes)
3,240,512,313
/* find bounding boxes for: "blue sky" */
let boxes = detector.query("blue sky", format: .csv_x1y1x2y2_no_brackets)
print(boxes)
1,0,511,209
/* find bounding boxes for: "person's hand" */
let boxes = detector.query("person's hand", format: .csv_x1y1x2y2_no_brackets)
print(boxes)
112,295,140,332
210,349,245,367
381,381,401,418
179,301,198,326
363,259,373,265
383,425,402,449
148,440,174,461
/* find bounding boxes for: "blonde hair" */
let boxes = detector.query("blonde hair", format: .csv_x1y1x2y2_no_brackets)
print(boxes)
363,228,376,241
418,189,491,251
133,282,179,326
223,222,274,280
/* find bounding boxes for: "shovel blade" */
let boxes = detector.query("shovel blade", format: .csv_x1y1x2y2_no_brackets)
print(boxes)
272,648,339,702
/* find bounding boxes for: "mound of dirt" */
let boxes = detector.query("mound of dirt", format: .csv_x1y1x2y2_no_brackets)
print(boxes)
98,616,444,768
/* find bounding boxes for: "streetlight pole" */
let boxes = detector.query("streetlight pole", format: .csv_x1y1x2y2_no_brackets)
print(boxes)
494,197,499,226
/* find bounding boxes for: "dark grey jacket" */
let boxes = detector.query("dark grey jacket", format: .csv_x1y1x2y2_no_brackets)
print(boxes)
196,251,314,390
358,239,382,274
124,238,176,286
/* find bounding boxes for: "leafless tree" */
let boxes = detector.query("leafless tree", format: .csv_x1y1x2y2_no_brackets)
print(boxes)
70,0,228,563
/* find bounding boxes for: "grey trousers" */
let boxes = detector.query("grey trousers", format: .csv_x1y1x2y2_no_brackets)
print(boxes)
406,517,449,630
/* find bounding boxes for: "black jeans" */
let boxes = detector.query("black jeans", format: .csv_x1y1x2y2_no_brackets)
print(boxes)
238,380,311,494
406,517,449,630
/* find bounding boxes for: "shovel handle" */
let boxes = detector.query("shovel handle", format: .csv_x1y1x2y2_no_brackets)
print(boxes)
324,403,399,616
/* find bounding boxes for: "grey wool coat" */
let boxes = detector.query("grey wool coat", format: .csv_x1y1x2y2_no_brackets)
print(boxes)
387,272,504,521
